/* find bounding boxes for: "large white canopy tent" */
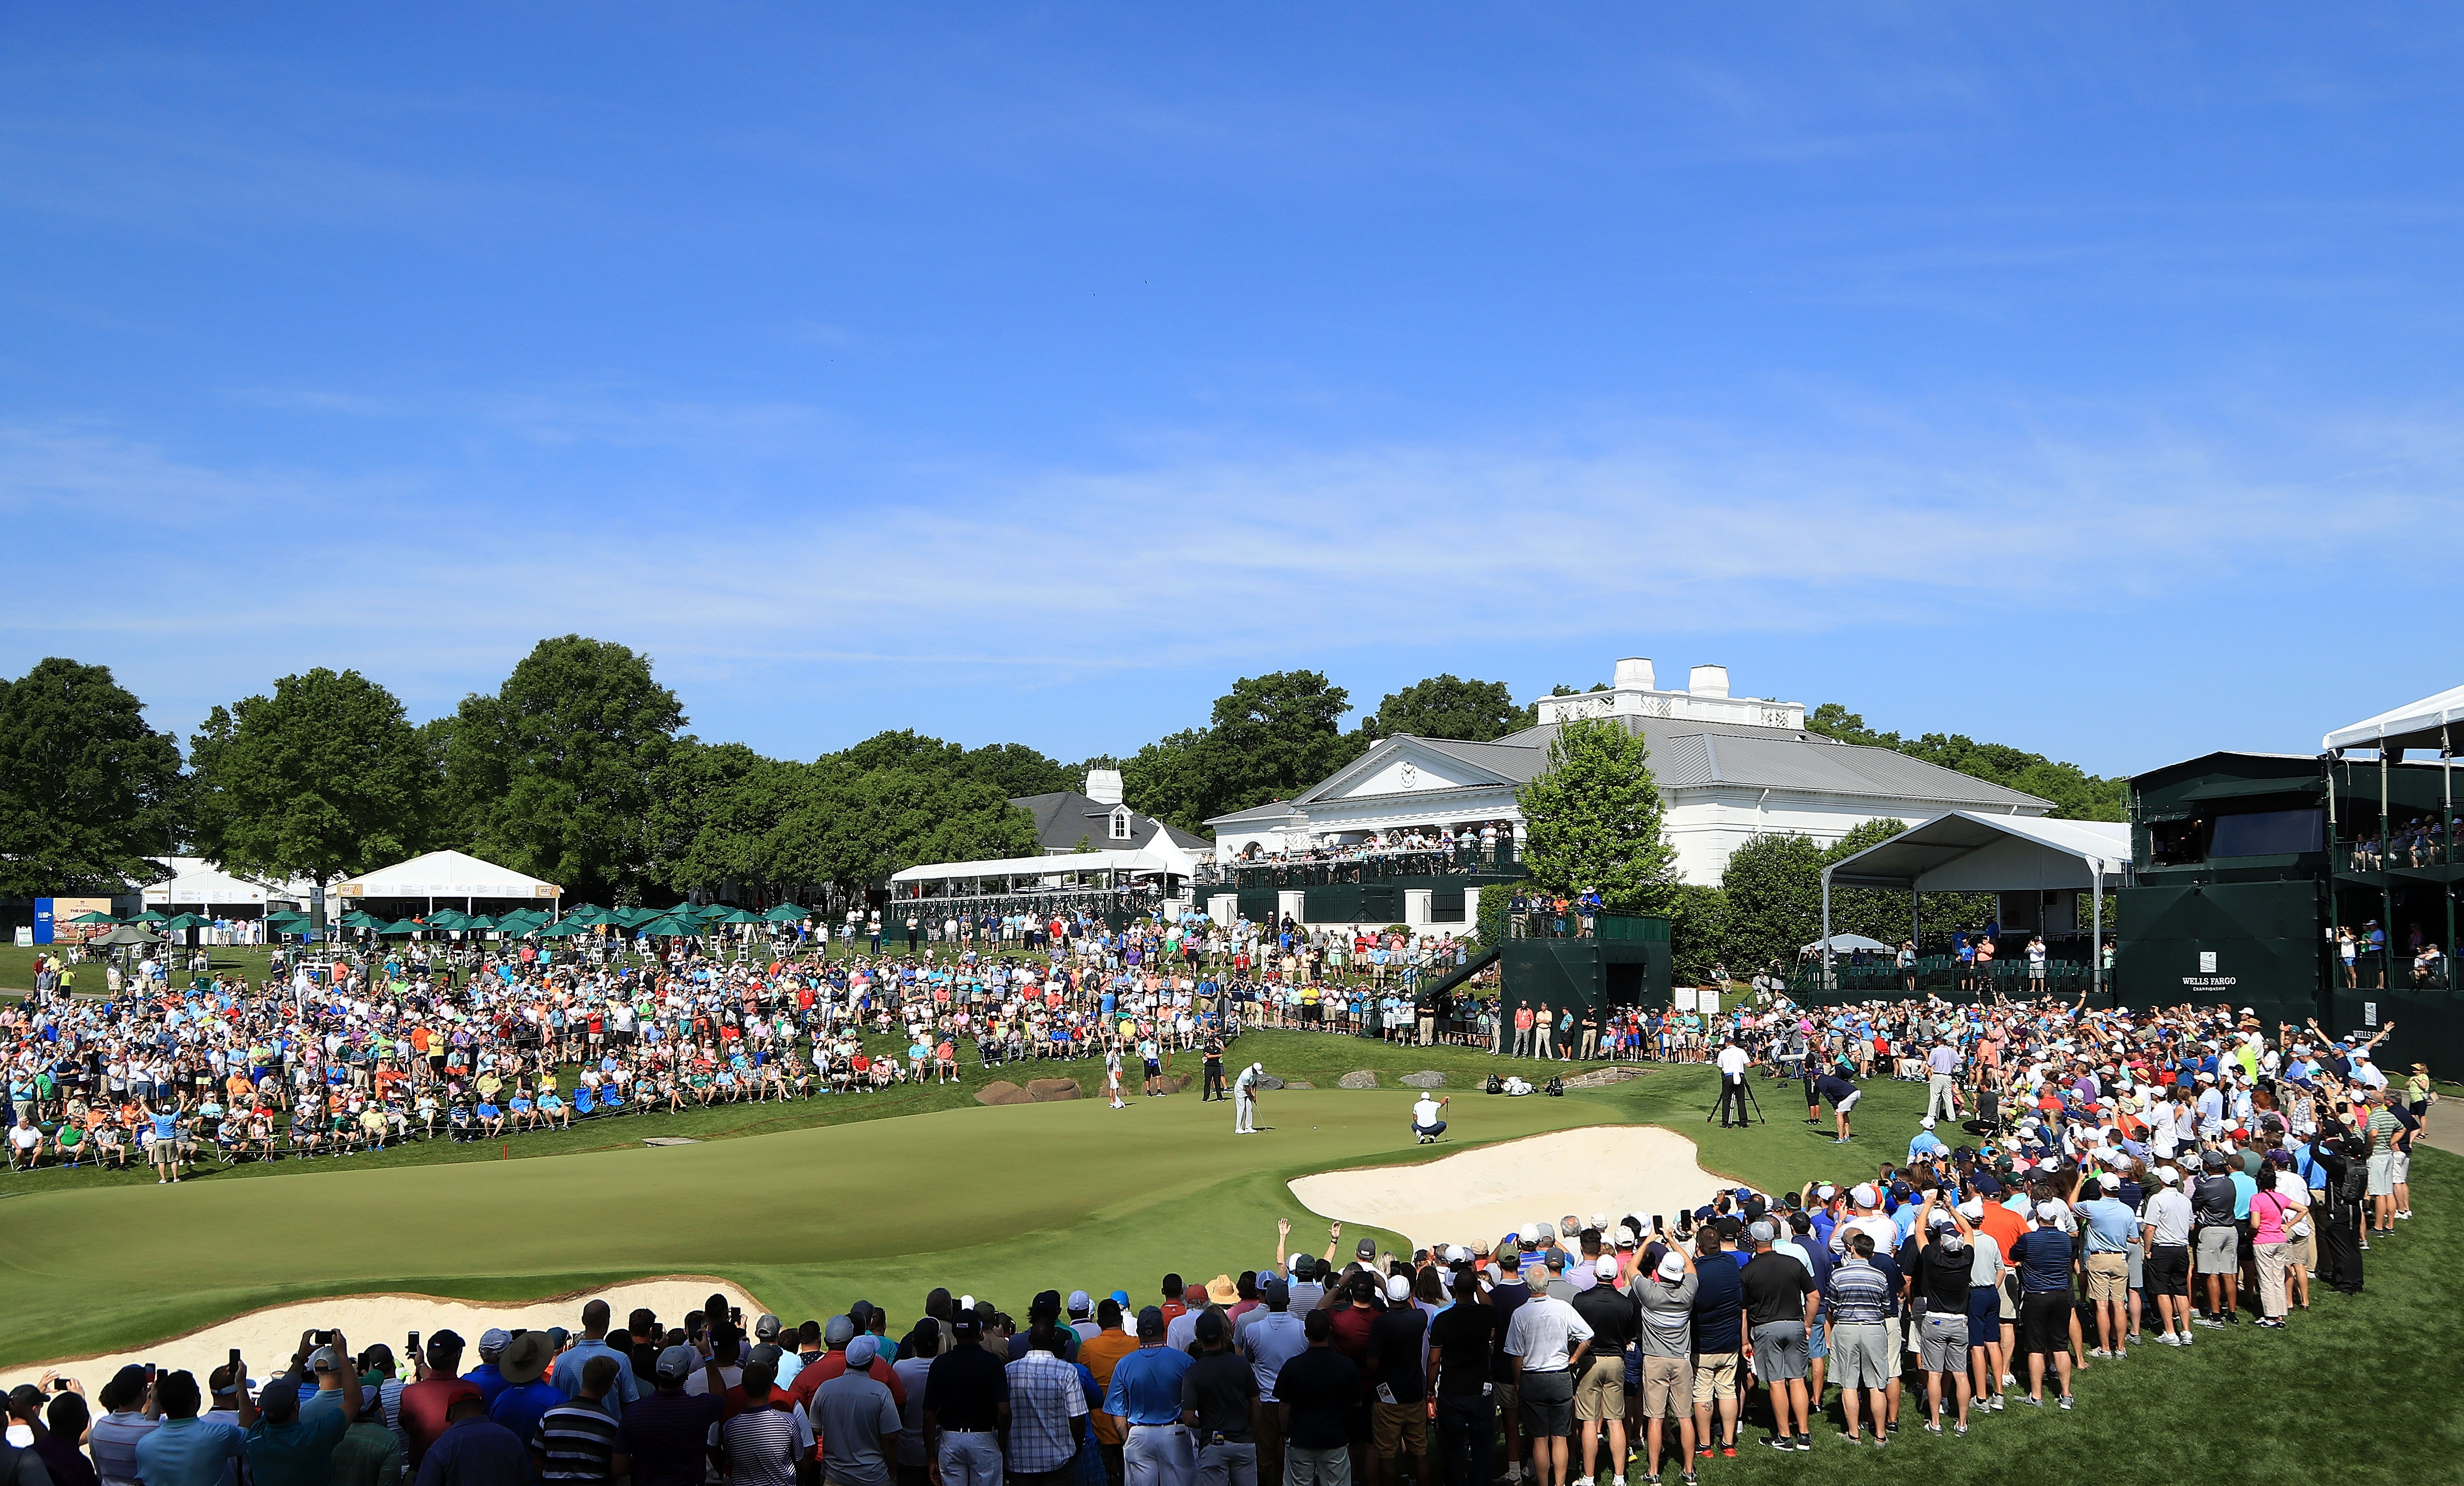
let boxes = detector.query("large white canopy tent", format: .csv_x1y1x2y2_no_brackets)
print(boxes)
333,850,562,914
1820,812,2133,992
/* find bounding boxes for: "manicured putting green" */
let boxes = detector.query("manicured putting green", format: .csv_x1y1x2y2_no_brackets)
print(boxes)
0,1085,1619,1368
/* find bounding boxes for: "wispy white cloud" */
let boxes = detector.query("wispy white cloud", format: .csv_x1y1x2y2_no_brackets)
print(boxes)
4,396,2455,746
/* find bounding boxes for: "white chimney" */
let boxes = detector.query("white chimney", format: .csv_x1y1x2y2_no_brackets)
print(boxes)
1687,664,1730,699
1612,657,1656,692
1085,768,1124,806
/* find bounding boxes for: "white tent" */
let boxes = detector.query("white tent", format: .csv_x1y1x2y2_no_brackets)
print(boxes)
2324,683,2464,755
333,850,561,911
1819,811,2134,992
143,857,315,910
889,849,1175,885
1802,933,1892,956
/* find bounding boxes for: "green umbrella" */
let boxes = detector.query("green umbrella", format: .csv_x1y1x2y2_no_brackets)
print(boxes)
762,903,809,922
636,914,702,938
160,912,210,931
562,903,614,925
536,918,592,937
711,908,763,926
66,911,120,926
340,910,385,929
131,910,171,924
425,910,476,930
380,919,426,935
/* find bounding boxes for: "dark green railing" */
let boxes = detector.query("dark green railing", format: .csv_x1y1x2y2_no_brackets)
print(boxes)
1786,956,2090,998
1199,842,1524,889
1510,906,1671,941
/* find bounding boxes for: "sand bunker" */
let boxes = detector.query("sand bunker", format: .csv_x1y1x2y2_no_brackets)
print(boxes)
0,1277,762,1393
1289,1126,1728,1252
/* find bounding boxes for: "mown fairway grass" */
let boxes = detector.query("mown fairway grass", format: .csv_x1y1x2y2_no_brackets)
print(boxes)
0,1029,2455,1486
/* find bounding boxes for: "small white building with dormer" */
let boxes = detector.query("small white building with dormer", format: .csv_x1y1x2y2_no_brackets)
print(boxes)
1205,657,2053,884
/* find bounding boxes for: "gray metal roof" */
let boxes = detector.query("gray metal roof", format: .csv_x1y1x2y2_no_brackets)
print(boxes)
1299,721,2050,812
1645,731,2049,808
1203,798,1301,826
1009,791,1211,853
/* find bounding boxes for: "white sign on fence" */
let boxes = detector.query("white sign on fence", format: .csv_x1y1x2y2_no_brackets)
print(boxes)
1674,987,1698,1012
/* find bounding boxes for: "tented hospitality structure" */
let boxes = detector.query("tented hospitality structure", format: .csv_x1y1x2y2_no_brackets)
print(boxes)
333,850,562,915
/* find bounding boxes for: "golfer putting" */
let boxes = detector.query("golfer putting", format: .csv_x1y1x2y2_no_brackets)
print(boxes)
1411,1092,1449,1144
1233,1060,1264,1133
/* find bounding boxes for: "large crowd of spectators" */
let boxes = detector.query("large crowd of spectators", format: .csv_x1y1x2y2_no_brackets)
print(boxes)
1,990,2433,1486
2,907,1496,1175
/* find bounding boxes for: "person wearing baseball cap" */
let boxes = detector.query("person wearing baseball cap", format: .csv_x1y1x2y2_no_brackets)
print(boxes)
399,1332,480,1469
246,1331,364,1486
1568,1256,1638,1484
1239,1279,1306,1486
1735,1223,1814,1450
2009,1204,2076,1409
465,1329,515,1410
1234,1061,1265,1134
1102,1308,1194,1486
814,1337,902,1486
921,1311,1004,1486
1629,1245,1697,1483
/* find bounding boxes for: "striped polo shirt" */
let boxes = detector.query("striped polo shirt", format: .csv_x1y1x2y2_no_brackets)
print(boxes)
532,1400,623,1483
1822,1259,1893,1328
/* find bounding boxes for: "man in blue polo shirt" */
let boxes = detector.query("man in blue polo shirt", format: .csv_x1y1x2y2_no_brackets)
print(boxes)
1687,1228,1745,1458
1103,1308,1194,1486
135,1369,248,1486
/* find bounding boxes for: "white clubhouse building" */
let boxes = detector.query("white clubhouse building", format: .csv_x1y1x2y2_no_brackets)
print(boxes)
1205,658,2052,883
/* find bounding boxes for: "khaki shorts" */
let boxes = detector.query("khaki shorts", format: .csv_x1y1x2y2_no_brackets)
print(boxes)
1492,1381,1519,1410
1639,1356,1691,1420
1371,1400,1425,1458
1690,1352,1739,1404
2084,1251,2128,1303
1572,1356,1625,1421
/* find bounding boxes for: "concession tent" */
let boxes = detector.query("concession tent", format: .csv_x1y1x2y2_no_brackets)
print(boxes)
333,850,562,918
1820,812,2134,993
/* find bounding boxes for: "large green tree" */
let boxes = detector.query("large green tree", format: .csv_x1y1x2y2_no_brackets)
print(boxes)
1123,672,1370,834
1716,832,1827,974
1807,703,2125,820
443,635,685,902
647,741,1041,899
0,659,183,896
1714,818,1915,974
187,668,437,904
1514,718,1676,910
1368,674,1525,742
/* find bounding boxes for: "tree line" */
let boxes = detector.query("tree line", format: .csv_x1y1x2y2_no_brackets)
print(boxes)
0,645,2123,917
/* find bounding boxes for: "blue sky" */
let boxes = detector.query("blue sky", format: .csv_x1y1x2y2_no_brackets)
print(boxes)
4,6,2459,776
